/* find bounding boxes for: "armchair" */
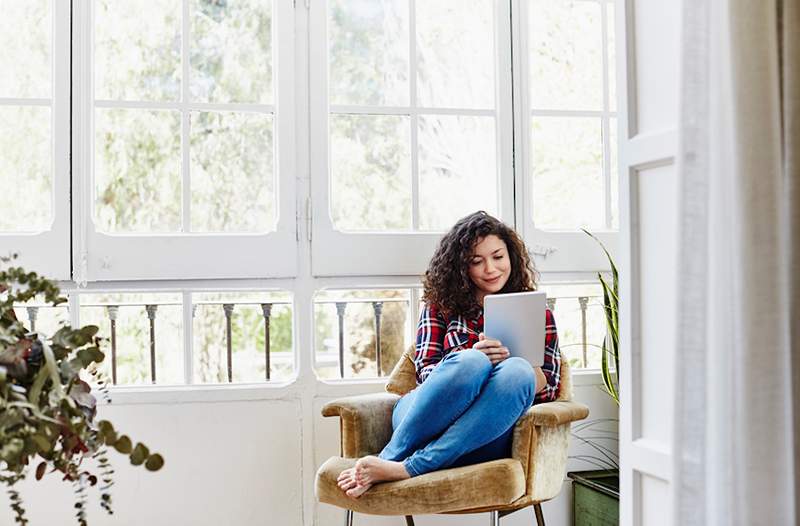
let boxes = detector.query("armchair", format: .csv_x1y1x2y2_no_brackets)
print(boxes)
315,348,589,525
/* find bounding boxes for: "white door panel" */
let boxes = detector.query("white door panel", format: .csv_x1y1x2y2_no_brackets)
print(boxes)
618,0,682,523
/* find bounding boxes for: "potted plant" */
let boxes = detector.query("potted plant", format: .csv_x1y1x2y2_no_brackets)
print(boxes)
0,255,164,525
566,231,620,526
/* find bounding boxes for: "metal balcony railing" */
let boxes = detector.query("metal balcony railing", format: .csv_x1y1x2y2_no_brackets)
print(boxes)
315,297,410,378
15,293,606,385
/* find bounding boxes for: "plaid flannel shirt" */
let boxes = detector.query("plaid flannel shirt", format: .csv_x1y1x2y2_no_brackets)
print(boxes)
413,302,561,403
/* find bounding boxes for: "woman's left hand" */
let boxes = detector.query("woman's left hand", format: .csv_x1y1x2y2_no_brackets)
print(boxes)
473,333,510,365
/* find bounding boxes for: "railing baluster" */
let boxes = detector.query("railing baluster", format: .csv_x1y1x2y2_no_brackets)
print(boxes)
578,296,589,368
223,304,234,383
106,306,119,385
145,305,158,384
26,306,39,333
372,302,383,377
546,297,557,312
335,302,347,378
261,303,272,381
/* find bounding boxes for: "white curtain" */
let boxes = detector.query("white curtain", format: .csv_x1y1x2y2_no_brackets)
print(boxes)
673,1,799,524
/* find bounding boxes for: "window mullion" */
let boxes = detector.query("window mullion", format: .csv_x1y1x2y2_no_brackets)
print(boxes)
181,0,191,232
409,0,419,230
601,0,612,229
182,291,194,384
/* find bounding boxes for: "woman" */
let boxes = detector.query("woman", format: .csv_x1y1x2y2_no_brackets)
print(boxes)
337,211,561,498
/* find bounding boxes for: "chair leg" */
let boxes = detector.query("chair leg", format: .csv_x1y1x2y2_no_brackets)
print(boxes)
405,516,415,526
344,509,353,526
533,503,545,526
490,510,500,526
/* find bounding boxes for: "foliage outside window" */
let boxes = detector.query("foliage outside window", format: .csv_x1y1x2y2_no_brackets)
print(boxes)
93,0,277,234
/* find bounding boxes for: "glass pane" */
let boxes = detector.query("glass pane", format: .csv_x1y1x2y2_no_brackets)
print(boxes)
609,116,618,229
330,114,411,231
329,0,409,106
0,0,51,98
539,283,605,369
192,291,293,384
531,116,603,230
607,2,616,112
190,0,272,103
529,0,602,111
95,109,182,233
95,0,181,101
79,293,184,386
416,0,494,109
418,115,497,231
190,111,275,233
0,106,52,232
314,289,412,380
12,303,69,341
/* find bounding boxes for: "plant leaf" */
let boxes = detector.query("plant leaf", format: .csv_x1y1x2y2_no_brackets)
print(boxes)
31,434,51,453
35,461,47,481
144,454,164,471
130,443,150,466
113,436,132,454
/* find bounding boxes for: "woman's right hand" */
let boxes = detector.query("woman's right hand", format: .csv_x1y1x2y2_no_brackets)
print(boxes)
473,333,510,365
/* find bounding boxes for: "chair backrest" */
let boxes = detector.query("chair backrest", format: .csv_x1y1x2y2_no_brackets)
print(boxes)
384,346,574,401
385,346,417,396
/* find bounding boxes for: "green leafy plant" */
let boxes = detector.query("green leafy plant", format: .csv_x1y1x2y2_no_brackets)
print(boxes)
0,255,164,525
582,229,619,405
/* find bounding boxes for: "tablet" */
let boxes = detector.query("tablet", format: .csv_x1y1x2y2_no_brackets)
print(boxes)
483,291,547,367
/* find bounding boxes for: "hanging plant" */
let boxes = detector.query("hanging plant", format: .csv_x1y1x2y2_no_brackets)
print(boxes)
0,255,164,525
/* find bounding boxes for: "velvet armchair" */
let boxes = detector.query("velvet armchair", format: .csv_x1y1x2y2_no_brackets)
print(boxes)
315,348,589,525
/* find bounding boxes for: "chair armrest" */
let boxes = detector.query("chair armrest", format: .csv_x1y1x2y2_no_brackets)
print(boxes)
321,392,400,458
511,400,590,495
518,400,590,428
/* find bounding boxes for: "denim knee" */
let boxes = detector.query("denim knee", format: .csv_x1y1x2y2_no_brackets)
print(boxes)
450,348,492,374
441,349,492,386
496,357,536,397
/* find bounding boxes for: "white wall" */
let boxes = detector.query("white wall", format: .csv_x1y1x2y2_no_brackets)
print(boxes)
2,371,617,526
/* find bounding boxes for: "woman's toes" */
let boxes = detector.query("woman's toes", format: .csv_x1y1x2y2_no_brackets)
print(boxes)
338,478,357,491
346,483,372,499
337,468,354,482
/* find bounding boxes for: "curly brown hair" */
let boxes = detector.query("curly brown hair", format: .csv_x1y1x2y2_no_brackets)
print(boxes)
422,211,538,318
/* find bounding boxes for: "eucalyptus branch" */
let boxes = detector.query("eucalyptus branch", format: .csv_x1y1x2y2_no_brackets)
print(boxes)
0,256,164,524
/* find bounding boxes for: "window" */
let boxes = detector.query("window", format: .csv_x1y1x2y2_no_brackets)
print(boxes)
4,0,621,387
309,0,515,276
0,0,70,279
73,0,297,280
75,290,295,386
314,288,416,379
514,0,619,273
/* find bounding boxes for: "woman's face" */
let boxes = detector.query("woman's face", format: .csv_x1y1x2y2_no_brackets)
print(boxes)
468,234,511,302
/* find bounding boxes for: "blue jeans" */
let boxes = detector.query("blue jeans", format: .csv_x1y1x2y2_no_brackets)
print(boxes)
378,349,536,477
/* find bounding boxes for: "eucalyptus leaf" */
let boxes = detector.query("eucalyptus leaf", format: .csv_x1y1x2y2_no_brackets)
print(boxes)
130,443,150,466
31,434,51,453
145,454,164,471
35,462,47,481
113,436,132,454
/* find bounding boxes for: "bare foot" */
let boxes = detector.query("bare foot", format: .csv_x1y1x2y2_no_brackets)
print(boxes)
344,456,410,499
337,467,358,492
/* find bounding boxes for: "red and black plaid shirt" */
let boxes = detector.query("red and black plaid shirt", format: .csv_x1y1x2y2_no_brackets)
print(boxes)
414,303,561,403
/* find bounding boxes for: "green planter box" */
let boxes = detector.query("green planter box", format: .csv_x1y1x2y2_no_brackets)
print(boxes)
567,470,619,526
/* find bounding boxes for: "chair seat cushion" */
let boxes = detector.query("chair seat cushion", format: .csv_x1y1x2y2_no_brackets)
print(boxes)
315,456,526,516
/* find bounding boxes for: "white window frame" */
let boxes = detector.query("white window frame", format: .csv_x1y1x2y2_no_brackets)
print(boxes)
308,0,515,277
70,0,297,282
511,0,618,276
3,0,621,397
1,0,71,280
